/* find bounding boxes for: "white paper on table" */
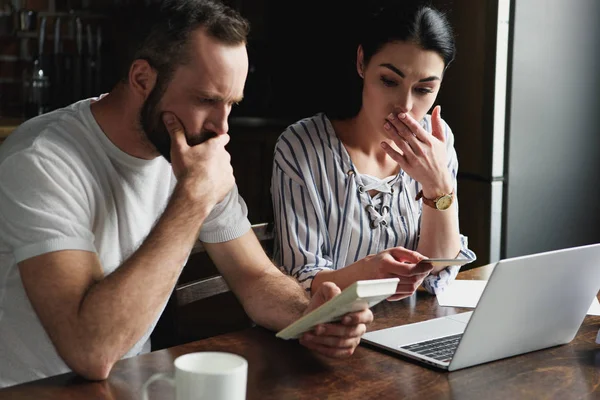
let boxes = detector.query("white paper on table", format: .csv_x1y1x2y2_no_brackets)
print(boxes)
437,280,600,316
588,297,600,316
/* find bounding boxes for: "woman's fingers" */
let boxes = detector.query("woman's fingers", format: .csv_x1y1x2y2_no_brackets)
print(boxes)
387,247,425,263
386,112,431,144
430,105,446,142
381,141,408,168
384,115,424,154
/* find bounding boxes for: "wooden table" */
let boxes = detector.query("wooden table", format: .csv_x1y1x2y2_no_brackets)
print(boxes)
3,264,600,399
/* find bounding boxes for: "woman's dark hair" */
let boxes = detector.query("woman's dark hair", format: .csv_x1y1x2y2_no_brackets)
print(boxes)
361,0,455,69
325,0,455,119
108,0,249,87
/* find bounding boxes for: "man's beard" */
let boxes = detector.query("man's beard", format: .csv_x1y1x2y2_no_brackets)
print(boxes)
139,80,218,163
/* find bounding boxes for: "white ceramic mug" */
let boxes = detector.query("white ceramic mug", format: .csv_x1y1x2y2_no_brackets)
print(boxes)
142,352,248,400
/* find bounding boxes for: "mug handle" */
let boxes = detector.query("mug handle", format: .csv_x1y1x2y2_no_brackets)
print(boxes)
142,372,175,400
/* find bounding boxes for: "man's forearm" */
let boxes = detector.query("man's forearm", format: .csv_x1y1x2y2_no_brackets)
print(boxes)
241,270,310,331
74,183,210,370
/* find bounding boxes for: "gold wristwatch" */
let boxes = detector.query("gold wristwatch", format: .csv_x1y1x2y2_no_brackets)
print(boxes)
416,190,454,211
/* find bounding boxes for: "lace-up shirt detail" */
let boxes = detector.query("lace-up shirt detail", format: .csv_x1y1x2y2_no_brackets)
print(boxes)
271,113,476,293
360,174,395,228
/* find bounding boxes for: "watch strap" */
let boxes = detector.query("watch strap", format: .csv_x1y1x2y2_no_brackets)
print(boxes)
415,190,454,210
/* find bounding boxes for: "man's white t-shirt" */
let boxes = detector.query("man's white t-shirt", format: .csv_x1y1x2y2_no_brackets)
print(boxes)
0,98,251,387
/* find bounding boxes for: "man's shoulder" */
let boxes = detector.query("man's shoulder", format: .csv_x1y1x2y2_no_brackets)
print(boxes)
0,102,96,166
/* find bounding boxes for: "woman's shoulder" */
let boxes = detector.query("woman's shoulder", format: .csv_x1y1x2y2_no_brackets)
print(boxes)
282,113,331,138
276,113,334,151
273,113,339,176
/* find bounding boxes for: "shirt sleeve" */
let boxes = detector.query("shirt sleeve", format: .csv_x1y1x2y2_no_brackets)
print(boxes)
0,149,96,263
421,118,477,295
198,184,251,243
271,157,333,292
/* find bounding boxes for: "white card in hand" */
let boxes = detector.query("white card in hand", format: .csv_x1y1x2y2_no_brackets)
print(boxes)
276,278,399,340
419,258,472,268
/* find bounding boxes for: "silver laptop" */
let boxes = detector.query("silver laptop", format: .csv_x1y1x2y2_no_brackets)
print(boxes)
362,243,600,371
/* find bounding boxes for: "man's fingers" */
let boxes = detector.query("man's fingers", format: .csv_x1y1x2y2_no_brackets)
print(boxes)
162,112,188,150
320,281,342,298
312,322,367,339
299,339,357,358
300,333,360,352
340,309,373,326
216,132,231,147
306,282,341,314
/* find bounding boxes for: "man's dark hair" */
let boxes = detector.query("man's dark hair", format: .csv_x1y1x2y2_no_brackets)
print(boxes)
105,0,249,163
110,0,249,87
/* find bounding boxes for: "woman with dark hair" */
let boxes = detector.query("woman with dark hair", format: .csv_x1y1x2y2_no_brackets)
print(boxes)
271,1,476,299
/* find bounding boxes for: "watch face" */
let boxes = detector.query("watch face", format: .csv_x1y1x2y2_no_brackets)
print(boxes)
436,195,453,210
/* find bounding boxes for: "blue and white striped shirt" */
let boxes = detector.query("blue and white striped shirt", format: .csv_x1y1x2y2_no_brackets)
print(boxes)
271,113,476,294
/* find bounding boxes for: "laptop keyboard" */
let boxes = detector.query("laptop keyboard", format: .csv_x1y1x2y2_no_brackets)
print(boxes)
400,333,463,362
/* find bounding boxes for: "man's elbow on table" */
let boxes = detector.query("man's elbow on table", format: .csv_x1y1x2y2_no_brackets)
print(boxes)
60,347,117,381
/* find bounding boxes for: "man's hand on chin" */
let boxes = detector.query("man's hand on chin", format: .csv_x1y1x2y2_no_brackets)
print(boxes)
298,282,374,358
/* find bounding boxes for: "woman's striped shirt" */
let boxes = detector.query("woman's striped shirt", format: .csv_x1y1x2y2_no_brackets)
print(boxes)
271,113,476,293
